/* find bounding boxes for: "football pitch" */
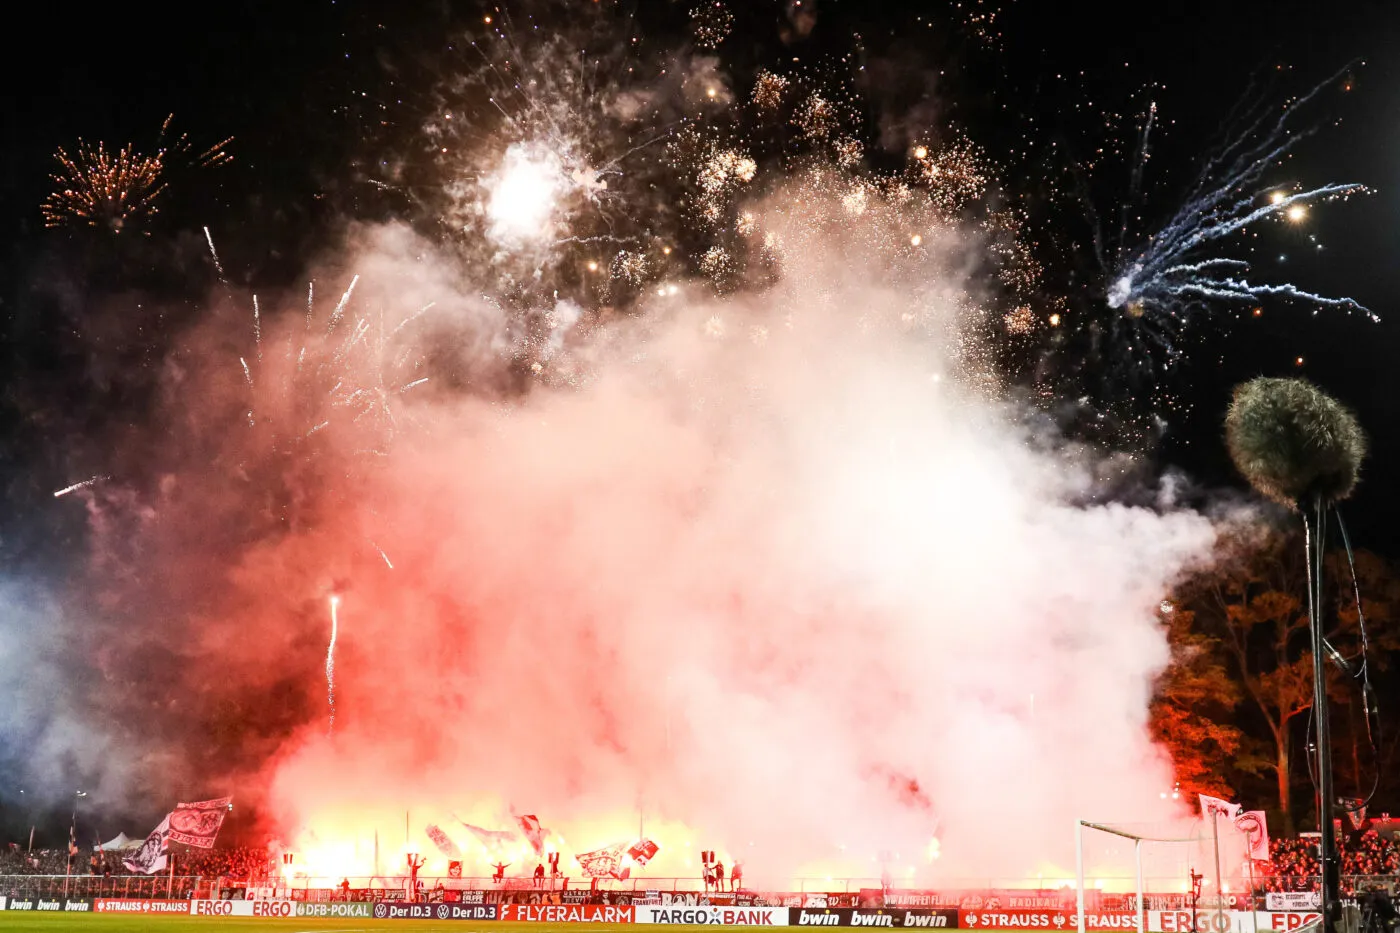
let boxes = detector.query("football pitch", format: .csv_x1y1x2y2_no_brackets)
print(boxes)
0,920,677,933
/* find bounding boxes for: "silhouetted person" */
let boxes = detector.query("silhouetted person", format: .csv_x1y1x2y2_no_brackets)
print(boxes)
534,863,545,887
493,862,510,883
340,878,350,900
732,863,743,891
715,862,726,892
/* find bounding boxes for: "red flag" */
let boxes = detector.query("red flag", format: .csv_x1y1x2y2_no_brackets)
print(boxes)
168,796,232,849
628,839,660,865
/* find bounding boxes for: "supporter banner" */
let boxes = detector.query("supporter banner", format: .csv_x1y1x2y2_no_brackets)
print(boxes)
1112,896,1244,912
372,902,500,920
189,898,296,917
791,908,960,927
1263,893,1320,912
501,904,637,922
169,796,233,848
885,894,965,910
297,902,376,918
640,905,790,925
93,899,191,913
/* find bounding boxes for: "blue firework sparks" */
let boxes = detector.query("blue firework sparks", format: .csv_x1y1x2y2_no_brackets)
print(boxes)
1094,72,1373,367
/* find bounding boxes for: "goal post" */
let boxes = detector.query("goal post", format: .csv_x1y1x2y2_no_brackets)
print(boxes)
1074,818,1241,933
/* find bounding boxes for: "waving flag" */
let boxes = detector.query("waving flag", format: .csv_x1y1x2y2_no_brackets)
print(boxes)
168,796,232,849
457,818,517,853
1199,794,1241,821
628,839,660,866
1235,811,1271,862
518,815,545,856
426,825,463,859
122,816,170,875
576,842,628,879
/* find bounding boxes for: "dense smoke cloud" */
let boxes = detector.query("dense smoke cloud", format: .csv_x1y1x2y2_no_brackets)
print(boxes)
51,183,1218,884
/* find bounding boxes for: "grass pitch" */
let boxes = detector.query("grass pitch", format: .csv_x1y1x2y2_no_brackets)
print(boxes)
0,919,674,933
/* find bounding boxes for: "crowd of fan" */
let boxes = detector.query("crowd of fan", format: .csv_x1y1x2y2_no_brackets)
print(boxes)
5,833,1400,886
1265,832,1400,889
0,845,275,880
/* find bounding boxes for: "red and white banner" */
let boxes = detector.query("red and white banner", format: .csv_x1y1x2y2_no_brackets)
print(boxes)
1234,811,1270,862
519,815,546,856
426,824,463,859
576,841,629,878
168,796,232,848
640,906,790,925
93,899,190,914
500,904,637,923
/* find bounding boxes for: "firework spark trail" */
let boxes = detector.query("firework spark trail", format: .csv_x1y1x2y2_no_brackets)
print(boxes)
370,540,395,570
326,595,341,734
1104,73,1372,344
327,276,360,332
53,476,105,498
204,226,227,282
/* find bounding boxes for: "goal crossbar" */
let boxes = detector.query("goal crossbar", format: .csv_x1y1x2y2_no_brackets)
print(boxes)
1074,819,1222,933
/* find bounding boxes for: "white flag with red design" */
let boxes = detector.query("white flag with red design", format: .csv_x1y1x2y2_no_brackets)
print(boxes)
1199,794,1241,821
122,815,170,875
1234,810,1271,862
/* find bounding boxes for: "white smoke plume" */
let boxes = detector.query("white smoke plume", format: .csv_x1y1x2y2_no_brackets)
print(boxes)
203,185,1225,886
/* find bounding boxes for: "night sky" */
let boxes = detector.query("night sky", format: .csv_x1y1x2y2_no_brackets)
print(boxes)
2,0,1400,839
4,1,1400,553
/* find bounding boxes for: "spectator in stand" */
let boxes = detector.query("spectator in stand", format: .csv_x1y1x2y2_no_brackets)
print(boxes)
493,861,510,884
340,878,350,900
732,863,743,892
715,861,726,892
534,863,545,888
704,864,715,892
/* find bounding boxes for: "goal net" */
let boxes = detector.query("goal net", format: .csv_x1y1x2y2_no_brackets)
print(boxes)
1075,818,1258,933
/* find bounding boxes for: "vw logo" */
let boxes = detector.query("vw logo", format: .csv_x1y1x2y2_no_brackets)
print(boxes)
437,905,449,919
374,904,387,919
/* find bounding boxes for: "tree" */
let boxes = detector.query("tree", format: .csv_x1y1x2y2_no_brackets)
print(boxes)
1150,604,1256,801
1175,523,1400,833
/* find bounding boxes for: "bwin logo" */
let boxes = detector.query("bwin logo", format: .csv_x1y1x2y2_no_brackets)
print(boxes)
800,913,840,926
852,913,895,927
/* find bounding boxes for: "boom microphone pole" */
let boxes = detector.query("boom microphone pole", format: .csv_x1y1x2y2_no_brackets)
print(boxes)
1226,377,1367,933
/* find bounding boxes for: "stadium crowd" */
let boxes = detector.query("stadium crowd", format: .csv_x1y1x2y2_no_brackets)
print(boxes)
1265,831,1400,887
1,834,1400,888
0,844,275,880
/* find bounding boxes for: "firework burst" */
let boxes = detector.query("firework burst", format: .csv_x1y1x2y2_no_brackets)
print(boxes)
41,115,230,233
1076,72,1372,376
